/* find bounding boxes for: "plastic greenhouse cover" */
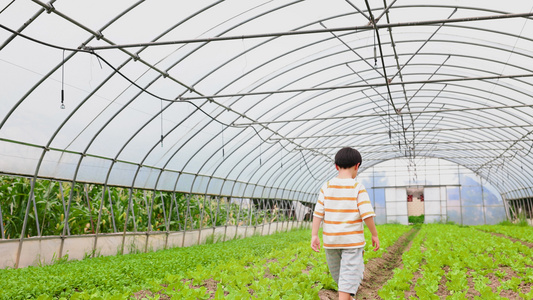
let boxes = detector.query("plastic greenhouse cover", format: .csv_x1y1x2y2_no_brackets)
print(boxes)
1,0,533,200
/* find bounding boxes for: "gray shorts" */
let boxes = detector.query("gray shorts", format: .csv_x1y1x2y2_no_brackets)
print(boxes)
325,248,365,295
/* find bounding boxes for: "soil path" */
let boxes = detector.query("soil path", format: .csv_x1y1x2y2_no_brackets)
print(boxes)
318,227,421,300
482,230,533,248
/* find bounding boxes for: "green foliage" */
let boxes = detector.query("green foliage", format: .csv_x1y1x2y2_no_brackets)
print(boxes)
408,214,425,224
0,224,410,299
379,224,533,299
475,224,533,243
0,176,295,240
0,227,311,299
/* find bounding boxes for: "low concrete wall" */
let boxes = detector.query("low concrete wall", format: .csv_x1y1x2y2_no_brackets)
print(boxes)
0,220,310,269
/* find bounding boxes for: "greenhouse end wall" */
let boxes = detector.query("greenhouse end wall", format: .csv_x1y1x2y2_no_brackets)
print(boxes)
360,158,508,225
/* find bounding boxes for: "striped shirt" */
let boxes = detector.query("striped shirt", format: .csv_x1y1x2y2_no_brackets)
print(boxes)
313,178,375,249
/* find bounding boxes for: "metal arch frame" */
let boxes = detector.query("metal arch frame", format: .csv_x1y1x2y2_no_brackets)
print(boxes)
9,2,528,198
225,65,532,159
112,3,533,203
80,6,533,50
264,91,528,196
184,41,532,155
18,0,322,200
1,1,532,244
168,17,532,172
3,10,129,268
288,88,528,180
162,7,377,196
1,0,314,264
0,44,528,199
138,1,334,202
219,52,532,149
313,81,533,145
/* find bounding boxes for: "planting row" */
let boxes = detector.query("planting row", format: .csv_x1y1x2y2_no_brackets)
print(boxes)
0,224,409,299
0,227,310,299
379,224,533,299
0,176,297,239
475,224,533,243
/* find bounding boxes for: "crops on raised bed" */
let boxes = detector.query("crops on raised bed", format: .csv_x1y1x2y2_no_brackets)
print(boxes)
1,223,531,299
379,223,533,300
0,224,406,299
0,176,291,239
475,224,533,243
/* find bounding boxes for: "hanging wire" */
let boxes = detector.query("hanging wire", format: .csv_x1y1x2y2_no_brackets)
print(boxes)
0,0,16,15
373,29,377,68
300,151,319,181
0,23,331,178
60,50,65,109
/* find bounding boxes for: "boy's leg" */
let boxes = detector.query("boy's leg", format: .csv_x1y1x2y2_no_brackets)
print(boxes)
337,248,365,297
324,249,342,284
338,291,353,300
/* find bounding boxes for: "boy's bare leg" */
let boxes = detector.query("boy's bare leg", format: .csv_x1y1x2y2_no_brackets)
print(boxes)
339,291,353,300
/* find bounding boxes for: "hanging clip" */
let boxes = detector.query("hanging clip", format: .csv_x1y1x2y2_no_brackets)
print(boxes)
60,50,66,109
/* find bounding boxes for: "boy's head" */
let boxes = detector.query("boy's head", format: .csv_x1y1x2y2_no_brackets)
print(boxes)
335,147,362,169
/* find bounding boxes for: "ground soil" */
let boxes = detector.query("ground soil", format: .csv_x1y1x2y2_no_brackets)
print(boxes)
318,228,533,300
132,228,533,300
485,231,533,248
318,227,420,300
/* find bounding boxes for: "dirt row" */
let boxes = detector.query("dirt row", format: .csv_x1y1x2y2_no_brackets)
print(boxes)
133,228,532,300
318,227,420,300
318,228,533,300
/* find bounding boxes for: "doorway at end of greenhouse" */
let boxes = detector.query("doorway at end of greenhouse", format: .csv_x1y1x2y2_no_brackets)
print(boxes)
407,187,424,224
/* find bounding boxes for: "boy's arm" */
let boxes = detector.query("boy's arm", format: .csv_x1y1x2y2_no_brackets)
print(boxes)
311,215,322,252
363,216,380,251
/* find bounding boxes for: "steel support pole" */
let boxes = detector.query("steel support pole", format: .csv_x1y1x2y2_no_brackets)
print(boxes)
234,198,243,240
197,194,206,244
246,198,253,237
58,183,70,235
0,202,4,239
481,178,487,225
144,191,156,253
84,184,95,234
160,192,168,231
107,187,117,233
181,194,192,247
120,188,134,255
260,199,266,236
15,178,36,268
31,191,40,236
172,193,182,231
223,197,231,242
59,181,78,259
92,185,107,258
165,192,174,249
83,12,533,50
212,196,221,241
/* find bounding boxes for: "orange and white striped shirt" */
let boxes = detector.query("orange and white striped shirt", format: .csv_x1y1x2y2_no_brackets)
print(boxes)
313,178,375,249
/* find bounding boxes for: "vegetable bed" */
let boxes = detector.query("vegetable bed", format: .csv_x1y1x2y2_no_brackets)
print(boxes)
1,223,531,299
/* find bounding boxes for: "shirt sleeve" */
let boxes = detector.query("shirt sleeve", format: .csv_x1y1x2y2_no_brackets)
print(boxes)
313,183,326,219
356,183,375,220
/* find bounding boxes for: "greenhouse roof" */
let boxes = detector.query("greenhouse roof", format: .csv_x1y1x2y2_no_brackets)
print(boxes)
1,0,533,202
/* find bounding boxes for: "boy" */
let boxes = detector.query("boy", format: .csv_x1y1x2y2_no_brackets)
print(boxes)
311,147,380,300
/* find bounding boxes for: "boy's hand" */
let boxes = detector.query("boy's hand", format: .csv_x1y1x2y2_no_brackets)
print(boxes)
311,236,321,252
371,235,380,251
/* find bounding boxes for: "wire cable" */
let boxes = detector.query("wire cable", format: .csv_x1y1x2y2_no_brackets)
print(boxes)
0,24,329,175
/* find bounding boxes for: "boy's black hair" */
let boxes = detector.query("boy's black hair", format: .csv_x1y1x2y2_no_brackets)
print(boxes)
335,147,362,169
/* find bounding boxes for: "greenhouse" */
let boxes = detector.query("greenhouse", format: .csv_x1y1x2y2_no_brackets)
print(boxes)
1,0,532,299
